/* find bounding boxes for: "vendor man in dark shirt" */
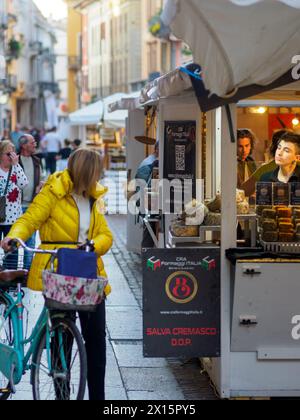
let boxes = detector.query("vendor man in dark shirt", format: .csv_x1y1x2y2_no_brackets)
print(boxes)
241,129,295,196
260,132,300,183
237,129,257,189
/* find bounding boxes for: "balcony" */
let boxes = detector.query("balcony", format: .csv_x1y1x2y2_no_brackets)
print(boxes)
26,83,39,99
39,81,60,95
68,56,81,71
3,74,17,92
0,13,8,31
7,13,17,25
29,41,43,56
0,13,17,31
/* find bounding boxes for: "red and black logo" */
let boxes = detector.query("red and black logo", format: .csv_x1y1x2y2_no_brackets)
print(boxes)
165,271,198,304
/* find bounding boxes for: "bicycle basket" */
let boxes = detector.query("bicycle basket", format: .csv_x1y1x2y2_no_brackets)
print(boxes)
42,270,108,312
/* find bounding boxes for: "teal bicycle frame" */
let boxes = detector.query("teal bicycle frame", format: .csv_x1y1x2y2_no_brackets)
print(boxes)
0,283,67,392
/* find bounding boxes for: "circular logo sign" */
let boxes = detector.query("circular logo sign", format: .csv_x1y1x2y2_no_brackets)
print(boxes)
165,271,198,304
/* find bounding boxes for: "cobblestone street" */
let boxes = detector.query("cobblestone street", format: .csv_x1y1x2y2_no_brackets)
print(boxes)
8,214,217,401
106,215,218,401
4,171,218,400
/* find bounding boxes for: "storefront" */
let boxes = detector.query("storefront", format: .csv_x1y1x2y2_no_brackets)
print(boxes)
140,0,300,399
69,92,140,170
111,63,300,397
108,0,300,397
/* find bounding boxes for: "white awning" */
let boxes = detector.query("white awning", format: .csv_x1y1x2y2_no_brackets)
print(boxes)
162,0,300,97
69,100,104,126
108,91,142,112
105,92,141,127
140,68,192,103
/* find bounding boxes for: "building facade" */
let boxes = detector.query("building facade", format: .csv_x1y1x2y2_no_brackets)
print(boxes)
0,0,8,134
65,0,82,113
51,17,69,139
68,0,187,108
0,0,58,132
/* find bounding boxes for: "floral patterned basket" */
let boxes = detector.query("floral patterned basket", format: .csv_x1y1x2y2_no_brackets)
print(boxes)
42,270,108,312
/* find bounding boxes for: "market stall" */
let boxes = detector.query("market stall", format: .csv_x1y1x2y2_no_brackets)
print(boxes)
104,92,140,171
68,99,104,145
140,0,300,399
137,75,300,398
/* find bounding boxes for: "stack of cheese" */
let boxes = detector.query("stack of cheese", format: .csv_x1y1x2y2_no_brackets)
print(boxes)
260,207,300,243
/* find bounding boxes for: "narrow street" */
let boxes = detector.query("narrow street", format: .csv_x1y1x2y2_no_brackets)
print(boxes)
10,214,217,401
105,214,218,401
8,172,217,401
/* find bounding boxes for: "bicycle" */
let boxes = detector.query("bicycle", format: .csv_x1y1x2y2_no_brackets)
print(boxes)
0,238,87,400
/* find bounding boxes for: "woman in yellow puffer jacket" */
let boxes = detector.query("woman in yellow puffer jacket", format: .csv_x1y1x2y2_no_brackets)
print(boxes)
2,148,113,401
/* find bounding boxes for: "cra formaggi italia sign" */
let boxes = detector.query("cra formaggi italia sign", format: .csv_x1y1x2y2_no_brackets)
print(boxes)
143,249,220,358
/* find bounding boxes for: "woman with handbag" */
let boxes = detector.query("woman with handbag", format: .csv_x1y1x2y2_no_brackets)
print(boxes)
1,148,113,401
0,140,28,269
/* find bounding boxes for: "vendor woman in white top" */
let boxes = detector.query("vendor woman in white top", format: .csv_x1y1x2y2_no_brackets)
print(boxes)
0,140,28,268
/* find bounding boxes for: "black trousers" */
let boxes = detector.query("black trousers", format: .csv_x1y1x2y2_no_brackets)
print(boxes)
52,301,106,401
78,301,106,401
46,152,57,174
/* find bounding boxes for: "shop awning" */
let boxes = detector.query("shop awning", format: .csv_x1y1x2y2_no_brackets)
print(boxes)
161,0,300,98
105,92,142,124
69,100,104,126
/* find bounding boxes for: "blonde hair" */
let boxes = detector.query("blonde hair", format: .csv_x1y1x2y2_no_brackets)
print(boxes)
0,140,15,155
68,148,103,197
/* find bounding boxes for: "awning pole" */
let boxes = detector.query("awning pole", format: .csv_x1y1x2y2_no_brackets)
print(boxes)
225,104,236,143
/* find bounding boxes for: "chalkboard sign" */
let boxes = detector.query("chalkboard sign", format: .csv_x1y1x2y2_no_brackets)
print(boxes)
273,183,290,206
163,121,196,212
291,183,300,206
143,249,221,358
256,182,273,206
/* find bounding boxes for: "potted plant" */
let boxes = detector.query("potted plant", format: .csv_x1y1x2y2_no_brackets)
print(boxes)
8,37,22,59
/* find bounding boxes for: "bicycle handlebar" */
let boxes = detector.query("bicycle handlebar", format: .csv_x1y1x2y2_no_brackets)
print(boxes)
8,238,57,256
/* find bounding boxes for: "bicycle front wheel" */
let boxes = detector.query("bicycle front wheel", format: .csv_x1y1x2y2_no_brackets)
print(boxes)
0,294,14,400
32,317,87,400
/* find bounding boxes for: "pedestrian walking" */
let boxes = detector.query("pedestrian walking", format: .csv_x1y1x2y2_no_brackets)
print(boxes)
42,127,62,174
2,148,113,400
57,139,72,171
18,134,44,268
0,140,28,269
10,123,24,150
72,139,82,151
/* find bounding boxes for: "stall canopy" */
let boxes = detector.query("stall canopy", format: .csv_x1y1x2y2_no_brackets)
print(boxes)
104,92,141,128
69,100,104,126
69,92,141,128
161,0,300,98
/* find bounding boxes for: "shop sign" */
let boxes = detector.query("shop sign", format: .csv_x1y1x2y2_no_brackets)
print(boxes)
256,182,273,206
291,183,300,206
143,249,220,358
256,182,300,206
273,183,289,206
163,121,196,212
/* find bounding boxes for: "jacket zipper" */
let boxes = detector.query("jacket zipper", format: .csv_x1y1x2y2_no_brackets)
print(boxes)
71,195,80,242
89,202,96,240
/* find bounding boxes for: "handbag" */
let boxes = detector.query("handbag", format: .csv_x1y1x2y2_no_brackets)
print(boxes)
57,248,98,279
0,168,12,223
